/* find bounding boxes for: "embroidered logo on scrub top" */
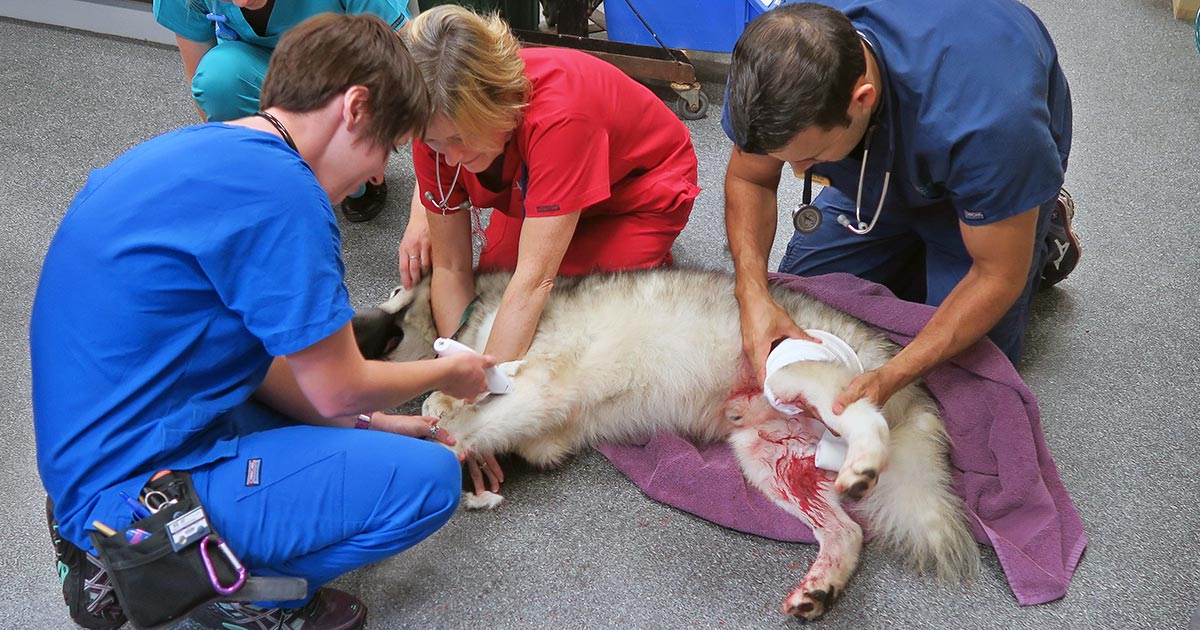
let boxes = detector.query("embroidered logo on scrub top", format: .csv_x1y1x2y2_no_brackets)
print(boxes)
245,458,261,486
964,210,986,220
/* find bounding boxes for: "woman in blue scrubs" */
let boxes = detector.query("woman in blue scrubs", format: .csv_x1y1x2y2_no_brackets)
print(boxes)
153,0,413,222
722,1,1078,412
34,15,493,630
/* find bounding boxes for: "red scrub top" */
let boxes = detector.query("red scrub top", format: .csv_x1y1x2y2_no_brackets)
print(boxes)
413,47,700,274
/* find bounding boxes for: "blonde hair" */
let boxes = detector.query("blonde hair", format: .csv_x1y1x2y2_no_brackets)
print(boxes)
405,5,530,152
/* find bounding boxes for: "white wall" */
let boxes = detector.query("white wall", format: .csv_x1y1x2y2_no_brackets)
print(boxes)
0,0,175,46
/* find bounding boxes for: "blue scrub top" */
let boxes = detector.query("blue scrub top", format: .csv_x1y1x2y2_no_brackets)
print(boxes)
153,0,411,46
722,0,1072,226
31,124,354,549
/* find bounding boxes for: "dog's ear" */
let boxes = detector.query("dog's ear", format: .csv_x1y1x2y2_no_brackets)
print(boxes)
351,307,403,360
379,285,415,315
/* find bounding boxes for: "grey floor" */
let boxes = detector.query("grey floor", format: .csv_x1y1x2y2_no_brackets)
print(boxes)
1,1,1198,628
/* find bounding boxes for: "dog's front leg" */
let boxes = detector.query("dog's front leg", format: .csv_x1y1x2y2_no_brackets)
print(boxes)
765,361,889,499
728,417,862,620
423,366,575,508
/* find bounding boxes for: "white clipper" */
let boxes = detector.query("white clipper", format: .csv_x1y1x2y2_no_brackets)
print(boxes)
762,330,863,472
433,338,514,395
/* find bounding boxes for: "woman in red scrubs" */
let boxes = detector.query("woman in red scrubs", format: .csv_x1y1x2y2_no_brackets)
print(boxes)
400,5,700,365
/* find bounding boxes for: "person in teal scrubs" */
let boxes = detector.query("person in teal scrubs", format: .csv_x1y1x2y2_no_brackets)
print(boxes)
153,0,413,222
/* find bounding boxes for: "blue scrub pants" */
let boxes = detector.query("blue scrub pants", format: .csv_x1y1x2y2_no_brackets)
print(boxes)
188,401,461,606
779,186,1056,364
192,40,271,122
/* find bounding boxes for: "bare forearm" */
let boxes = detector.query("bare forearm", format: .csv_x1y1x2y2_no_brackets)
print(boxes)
885,267,1026,385
430,267,476,337
483,274,553,362
725,165,781,303
257,354,465,423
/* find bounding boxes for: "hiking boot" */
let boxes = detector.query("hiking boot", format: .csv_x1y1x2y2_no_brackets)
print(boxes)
46,496,126,630
193,587,367,630
340,181,388,223
1041,187,1081,287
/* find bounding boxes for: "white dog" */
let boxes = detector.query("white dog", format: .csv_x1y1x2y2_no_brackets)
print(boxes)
354,268,979,620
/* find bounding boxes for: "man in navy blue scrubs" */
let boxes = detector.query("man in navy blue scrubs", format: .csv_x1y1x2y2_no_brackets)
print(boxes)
722,1,1078,412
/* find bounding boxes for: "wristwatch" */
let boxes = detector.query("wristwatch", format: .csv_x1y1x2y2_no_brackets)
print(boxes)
355,413,372,430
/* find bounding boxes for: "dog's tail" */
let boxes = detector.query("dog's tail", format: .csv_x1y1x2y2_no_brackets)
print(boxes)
856,398,980,580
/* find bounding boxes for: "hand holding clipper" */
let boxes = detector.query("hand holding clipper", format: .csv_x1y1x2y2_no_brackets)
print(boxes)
434,338,513,394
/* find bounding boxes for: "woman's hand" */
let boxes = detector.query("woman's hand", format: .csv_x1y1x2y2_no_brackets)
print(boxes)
371,412,457,448
437,351,497,401
465,450,503,495
398,189,432,290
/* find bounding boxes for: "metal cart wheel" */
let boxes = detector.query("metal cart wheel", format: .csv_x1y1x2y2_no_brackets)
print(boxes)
673,84,709,120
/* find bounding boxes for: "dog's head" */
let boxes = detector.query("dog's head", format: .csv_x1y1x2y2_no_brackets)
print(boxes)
351,278,437,361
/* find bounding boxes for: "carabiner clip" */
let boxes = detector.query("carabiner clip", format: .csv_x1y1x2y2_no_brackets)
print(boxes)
200,535,248,596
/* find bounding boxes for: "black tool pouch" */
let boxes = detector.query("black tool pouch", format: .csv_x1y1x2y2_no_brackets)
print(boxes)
89,471,244,629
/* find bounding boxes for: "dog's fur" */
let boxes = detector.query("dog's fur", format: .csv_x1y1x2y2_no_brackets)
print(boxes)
355,268,979,619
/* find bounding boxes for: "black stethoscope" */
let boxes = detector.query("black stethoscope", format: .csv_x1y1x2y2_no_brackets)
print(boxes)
792,33,895,236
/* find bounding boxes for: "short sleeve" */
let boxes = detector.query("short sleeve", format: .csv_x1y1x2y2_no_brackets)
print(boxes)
153,0,218,43
939,57,1066,225
196,167,353,356
521,114,611,216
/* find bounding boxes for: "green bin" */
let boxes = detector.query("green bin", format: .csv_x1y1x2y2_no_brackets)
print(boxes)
419,0,541,30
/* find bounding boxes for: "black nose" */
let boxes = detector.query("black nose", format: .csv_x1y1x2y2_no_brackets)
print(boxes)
351,307,403,359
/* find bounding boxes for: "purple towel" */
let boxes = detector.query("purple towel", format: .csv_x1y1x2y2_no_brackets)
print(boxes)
595,272,1086,606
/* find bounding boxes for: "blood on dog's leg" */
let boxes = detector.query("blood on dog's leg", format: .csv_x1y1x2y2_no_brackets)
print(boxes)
766,361,889,499
728,417,862,621
774,461,860,620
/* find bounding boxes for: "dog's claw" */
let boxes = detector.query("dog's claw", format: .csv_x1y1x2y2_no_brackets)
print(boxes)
783,584,842,620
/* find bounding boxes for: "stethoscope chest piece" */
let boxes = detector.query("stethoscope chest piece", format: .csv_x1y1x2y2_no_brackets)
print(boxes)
792,204,822,234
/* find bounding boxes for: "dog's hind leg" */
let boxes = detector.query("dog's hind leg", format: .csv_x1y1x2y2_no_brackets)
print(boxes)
766,361,889,499
728,416,862,621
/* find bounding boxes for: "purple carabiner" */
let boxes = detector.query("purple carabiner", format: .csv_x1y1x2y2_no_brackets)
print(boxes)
200,535,248,596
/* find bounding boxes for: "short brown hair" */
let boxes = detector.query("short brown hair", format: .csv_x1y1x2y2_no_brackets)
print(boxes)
405,6,529,152
728,3,865,154
261,13,430,147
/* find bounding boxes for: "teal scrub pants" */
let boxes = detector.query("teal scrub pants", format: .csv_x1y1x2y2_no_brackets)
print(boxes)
192,40,368,199
192,40,271,122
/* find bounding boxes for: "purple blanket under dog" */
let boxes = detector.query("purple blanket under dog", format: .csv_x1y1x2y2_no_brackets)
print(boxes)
595,272,1087,606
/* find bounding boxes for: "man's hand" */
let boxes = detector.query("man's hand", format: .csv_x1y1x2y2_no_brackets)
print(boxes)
832,366,908,414
739,294,817,386
398,190,431,290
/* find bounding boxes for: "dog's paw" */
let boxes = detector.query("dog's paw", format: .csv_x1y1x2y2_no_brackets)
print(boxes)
422,391,463,419
461,490,504,510
781,583,842,620
834,459,881,500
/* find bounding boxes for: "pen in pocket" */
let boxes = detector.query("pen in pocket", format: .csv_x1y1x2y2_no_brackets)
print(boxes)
125,527,152,544
120,491,152,520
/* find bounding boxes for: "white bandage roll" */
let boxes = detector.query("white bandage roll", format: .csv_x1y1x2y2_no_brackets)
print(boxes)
761,330,862,472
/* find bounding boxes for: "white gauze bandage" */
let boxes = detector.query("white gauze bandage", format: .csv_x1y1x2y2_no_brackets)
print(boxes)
762,330,864,471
